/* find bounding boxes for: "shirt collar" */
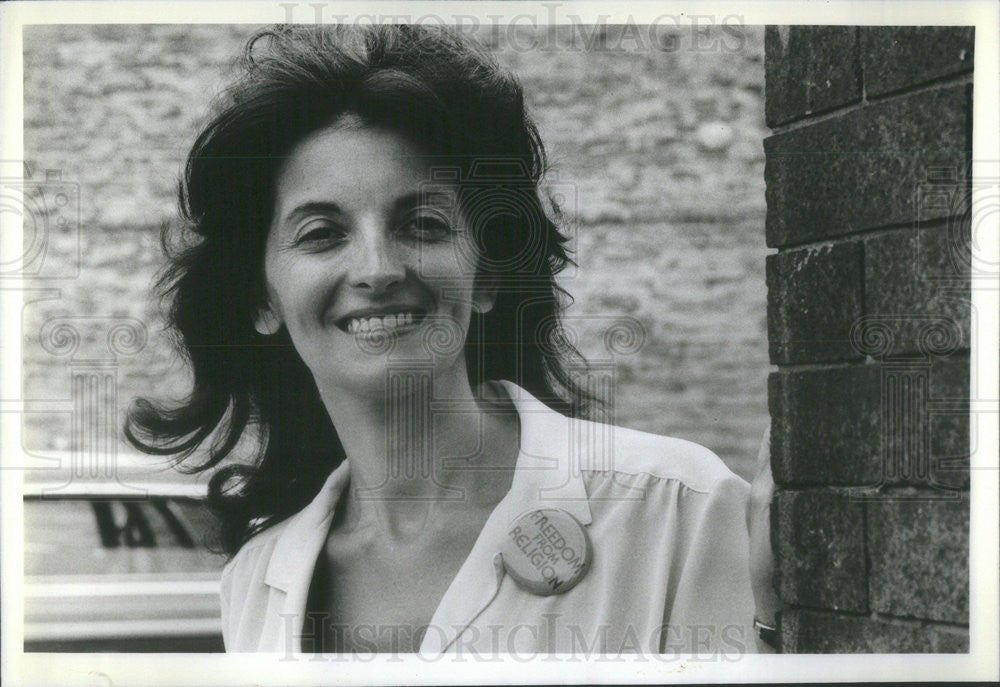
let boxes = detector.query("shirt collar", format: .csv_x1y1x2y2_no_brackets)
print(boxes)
263,460,348,592
496,379,593,526
263,379,592,594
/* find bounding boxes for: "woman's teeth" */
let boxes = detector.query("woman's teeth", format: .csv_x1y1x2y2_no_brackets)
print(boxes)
346,312,418,335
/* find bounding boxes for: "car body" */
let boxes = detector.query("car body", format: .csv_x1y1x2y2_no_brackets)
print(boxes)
23,453,228,652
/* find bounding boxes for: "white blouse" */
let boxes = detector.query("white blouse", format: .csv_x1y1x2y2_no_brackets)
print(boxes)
220,380,757,656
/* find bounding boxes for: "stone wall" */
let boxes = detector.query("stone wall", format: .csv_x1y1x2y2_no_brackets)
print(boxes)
764,26,972,651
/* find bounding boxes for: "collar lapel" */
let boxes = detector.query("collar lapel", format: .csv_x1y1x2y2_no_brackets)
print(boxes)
499,380,592,525
265,461,350,653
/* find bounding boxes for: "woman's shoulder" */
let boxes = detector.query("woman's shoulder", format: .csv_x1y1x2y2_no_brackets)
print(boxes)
502,380,744,495
569,414,745,494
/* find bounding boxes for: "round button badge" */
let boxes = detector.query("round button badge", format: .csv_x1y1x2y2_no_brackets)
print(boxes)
500,508,592,596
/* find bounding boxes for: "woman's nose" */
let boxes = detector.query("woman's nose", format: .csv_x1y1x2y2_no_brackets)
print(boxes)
348,221,405,293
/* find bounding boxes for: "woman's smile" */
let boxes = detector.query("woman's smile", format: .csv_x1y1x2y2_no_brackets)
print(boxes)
339,309,426,336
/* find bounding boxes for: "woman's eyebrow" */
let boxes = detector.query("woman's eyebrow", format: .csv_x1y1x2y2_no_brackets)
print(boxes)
281,201,345,227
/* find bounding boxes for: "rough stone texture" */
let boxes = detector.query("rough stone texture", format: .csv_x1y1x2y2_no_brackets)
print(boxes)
928,408,970,491
773,490,869,613
878,357,971,491
781,609,969,653
867,493,970,624
927,354,971,491
766,242,864,365
765,84,971,247
20,25,771,478
862,27,975,98
769,359,970,490
765,26,861,126
864,226,972,357
769,367,882,486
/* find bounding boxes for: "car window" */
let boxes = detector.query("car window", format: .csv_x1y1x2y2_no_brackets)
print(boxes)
25,497,227,577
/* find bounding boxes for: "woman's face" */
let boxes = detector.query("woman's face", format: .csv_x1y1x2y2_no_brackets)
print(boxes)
257,122,493,394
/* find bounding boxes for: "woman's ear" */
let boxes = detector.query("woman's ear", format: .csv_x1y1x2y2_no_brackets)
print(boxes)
253,305,282,335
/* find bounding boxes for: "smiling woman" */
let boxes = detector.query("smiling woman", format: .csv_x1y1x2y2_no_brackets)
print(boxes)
125,24,774,656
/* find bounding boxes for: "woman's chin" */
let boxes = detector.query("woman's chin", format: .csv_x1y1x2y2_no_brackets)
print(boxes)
314,348,469,396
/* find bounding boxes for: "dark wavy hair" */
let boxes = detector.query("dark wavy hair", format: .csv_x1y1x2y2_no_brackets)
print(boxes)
125,24,598,557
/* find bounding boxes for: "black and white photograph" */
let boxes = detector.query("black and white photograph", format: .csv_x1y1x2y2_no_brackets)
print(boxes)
1,1,997,684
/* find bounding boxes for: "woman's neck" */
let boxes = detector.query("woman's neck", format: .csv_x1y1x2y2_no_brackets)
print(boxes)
316,368,520,539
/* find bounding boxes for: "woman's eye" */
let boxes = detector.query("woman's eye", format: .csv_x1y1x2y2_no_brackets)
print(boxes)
296,223,345,246
400,216,452,241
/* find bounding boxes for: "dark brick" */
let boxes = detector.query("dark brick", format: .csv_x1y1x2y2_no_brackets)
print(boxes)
769,367,882,486
765,26,861,126
773,490,868,612
875,356,970,491
770,359,970,490
864,227,972,357
765,85,971,247
867,493,969,624
928,402,970,491
766,242,864,364
863,27,974,97
781,609,969,652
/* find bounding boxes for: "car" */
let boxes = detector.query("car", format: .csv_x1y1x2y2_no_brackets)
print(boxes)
22,452,228,652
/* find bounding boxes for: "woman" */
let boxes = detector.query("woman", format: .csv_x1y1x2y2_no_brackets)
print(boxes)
127,24,777,656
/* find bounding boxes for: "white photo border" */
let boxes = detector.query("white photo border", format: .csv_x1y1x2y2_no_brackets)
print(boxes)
1,1,997,684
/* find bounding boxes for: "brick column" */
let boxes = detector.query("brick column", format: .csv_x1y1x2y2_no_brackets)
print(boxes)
764,26,973,652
